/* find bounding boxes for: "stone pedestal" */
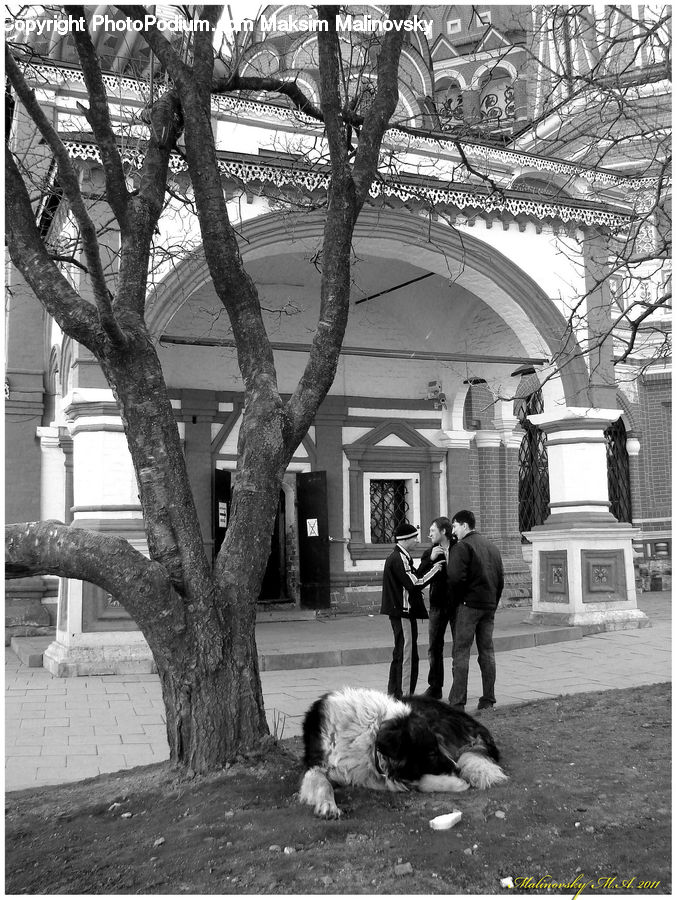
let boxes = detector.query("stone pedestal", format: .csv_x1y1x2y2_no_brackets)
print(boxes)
525,407,649,630
4,583,53,645
525,524,648,629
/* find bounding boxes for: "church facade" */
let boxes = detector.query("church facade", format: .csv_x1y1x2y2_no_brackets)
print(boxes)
5,5,670,672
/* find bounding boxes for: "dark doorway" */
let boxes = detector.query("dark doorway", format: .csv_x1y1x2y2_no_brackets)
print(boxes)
213,471,288,601
297,470,330,609
213,468,231,558
259,491,288,602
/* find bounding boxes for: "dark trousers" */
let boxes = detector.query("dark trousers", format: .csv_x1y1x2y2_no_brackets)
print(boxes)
448,604,496,708
387,615,419,699
427,605,457,695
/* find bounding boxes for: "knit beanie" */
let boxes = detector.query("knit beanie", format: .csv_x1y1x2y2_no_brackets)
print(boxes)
394,522,418,541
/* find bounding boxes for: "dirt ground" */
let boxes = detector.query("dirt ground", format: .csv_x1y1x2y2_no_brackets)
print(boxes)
5,683,671,896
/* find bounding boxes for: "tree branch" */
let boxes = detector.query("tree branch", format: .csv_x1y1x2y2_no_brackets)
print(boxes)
286,9,410,438
64,5,130,231
5,148,102,351
121,5,191,89
133,13,279,396
5,47,126,347
5,521,174,634
316,8,350,180
216,73,325,120
352,5,411,205
192,5,223,102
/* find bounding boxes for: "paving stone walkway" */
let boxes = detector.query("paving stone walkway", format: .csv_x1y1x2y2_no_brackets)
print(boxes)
5,594,670,791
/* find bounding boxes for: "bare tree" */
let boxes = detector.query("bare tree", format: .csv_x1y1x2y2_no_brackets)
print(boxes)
5,4,410,772
511,5,670,380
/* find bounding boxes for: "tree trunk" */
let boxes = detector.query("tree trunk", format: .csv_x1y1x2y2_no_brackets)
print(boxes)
157,592,269,771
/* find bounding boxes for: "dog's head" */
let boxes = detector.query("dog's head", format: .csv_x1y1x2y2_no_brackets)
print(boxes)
375,712,447,782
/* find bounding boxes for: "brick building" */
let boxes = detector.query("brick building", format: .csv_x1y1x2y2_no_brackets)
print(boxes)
5,5,671,673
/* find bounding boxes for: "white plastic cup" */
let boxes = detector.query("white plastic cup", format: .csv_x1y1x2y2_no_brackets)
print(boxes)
429,811,462,830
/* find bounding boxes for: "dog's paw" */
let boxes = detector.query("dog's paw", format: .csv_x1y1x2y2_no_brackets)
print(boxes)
315,799,341,819
417,773,470,793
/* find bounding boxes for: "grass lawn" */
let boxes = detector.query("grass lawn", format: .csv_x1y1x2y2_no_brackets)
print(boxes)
5,682,670,895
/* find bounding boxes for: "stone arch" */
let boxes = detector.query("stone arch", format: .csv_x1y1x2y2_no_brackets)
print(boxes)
470,60,518,90
614,389,638,436
463,381,495,430
146,207,591,404
435,71,467,91
59,337,74,397
240,43,281,78
399,44,434,99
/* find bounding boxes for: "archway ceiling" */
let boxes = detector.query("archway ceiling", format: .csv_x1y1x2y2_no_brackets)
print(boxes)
160,251,538,396
166,251,526,352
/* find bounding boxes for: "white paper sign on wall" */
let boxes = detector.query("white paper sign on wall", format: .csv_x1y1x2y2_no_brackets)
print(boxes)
218,502,228,528
306,518,319,537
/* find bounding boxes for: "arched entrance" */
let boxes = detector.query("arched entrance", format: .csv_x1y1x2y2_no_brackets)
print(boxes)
147,208,592,408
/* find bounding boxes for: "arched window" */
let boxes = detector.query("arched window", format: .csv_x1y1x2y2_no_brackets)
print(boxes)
604,418,632,523
515,388,549,539
479,69,515,124
463,380,494,430
439,82,463,127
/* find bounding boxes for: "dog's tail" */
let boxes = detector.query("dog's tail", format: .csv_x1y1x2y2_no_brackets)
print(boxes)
456,750,508,789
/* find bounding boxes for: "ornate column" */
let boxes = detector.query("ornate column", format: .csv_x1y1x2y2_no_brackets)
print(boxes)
493,402,532,600
43,389,153,676
475,430,502,536
524,407,647,630
625,435,642,522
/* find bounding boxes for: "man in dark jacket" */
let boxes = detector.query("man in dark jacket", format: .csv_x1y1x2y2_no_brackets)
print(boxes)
447,509,504,711
380,522,443,699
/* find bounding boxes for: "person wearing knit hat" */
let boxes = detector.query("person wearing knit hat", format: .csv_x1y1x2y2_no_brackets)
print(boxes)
380,521,444,699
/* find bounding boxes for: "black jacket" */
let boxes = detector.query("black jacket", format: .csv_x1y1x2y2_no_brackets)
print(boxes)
380,545,439,619
447,531,504,611
418,544,456,609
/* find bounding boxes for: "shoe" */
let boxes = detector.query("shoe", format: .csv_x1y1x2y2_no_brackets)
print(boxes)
423,688,442,699
477,701,495,711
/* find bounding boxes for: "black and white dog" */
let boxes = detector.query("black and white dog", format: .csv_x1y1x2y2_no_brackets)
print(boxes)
299,687,508,819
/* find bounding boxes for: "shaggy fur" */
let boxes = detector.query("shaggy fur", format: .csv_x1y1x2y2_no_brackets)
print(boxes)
299,687,507,818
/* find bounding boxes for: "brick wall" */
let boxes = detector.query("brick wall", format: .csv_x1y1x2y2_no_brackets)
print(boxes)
635,373,671,529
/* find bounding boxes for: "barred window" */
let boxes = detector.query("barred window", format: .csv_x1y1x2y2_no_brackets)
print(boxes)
369,479,410,544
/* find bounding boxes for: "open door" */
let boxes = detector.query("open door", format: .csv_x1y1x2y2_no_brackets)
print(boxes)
213,468,231,559
214,471,288,601
297,470,330,609
258,491,288,602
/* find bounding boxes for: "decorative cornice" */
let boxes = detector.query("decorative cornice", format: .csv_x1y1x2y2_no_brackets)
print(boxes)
21,61,661,195
62,138,632,228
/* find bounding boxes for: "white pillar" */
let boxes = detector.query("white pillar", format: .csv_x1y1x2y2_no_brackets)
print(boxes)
42,389,154,677
524,407,648,630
